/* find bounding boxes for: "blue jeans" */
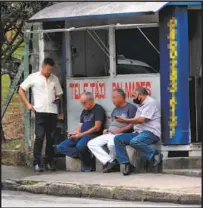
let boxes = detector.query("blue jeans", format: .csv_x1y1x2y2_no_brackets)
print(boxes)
114,131,160,164
56,135,93,168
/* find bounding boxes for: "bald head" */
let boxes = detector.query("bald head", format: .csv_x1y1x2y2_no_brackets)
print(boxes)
80,91,94,101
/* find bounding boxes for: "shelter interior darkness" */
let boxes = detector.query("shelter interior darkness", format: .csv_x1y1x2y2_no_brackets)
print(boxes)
70,27,160,77
188,9,202,143
71,29,109,77
115,27,160,74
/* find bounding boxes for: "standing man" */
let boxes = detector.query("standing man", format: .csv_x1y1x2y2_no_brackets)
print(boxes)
114,87,162,176
19,58,63,172
56,92,106,172
88,88,137,173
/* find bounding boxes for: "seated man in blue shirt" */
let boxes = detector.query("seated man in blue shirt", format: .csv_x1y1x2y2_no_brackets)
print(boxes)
56,91,106,172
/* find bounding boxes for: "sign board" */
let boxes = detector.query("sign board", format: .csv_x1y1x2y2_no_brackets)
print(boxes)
159,6,190,144
66,74,160,131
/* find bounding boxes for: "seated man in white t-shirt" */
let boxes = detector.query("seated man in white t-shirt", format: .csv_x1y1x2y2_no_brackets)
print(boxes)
88,88,137,173
114,87,162,176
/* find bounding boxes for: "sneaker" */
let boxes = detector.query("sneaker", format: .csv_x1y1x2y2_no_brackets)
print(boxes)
123,163,136,176
81,166,95,172
45,163,56,171
34,164,43,172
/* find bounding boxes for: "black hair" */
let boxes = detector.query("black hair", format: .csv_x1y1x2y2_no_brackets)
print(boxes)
43,57,55,66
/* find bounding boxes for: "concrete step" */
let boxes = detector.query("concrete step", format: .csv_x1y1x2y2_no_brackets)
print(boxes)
163,157,201,169
58,145,201,172
163,169,201,177
63,156,202,172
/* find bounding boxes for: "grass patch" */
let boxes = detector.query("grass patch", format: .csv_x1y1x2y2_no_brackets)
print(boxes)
2,139,24,150
21,180,40,186
1,74,21,105
1,74,10,99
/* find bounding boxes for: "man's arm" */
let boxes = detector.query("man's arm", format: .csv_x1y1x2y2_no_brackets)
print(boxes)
80,121,103,137
18,87,34,111
116,102,157,124
70,121,103,139
73,123,82,134
18,75,34,111
116,116,147,124
55,77,63,99
110,123,134,134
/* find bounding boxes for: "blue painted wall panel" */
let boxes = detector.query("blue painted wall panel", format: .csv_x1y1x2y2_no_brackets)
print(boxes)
159,6,190,145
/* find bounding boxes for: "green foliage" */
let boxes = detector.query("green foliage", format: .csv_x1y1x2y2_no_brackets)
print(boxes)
1,2,54,69
2,139,24,150
1,75,10,99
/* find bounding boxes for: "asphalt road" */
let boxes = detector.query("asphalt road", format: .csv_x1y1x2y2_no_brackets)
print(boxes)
2,190,200,207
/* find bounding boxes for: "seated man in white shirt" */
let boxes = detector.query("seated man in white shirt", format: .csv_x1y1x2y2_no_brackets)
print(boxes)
18,58,63,172
114,87,162,176
88,88,137,173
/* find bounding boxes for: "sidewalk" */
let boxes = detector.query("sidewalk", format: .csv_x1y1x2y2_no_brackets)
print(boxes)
2,165,201,205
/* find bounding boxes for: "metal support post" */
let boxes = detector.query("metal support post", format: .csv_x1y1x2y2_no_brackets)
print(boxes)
23,32,31,148
109,27,116,78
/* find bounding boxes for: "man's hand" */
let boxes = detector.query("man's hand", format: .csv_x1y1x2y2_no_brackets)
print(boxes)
67,132,74,138
110,129,121,135
26,103,35,112
115,116,127,123
53,98,60,104
103,129,109,135
69,133,83,140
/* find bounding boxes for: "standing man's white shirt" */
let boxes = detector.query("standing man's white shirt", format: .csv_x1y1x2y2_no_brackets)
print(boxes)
134,96,161,138
20,71,63,114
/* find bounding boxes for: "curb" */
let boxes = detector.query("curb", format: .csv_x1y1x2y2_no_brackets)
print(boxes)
163,169,201,177
2,179,201,205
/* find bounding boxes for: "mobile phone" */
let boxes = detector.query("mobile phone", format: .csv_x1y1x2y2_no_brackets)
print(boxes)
53,98,60,104
114,116,119,119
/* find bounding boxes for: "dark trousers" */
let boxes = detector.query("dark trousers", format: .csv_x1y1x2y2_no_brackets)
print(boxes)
56,135,94,169
34,112,57,166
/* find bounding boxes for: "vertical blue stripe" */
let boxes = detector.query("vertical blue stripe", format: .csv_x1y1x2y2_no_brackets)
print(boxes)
159,6,190,145
175,7,190,144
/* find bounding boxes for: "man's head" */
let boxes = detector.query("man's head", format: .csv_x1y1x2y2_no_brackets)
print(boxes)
41,58,55,77
80,91,95,110
132,87,149,105
112,88,126,107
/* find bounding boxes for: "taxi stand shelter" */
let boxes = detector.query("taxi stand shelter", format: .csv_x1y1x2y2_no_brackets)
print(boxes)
23,2,202,152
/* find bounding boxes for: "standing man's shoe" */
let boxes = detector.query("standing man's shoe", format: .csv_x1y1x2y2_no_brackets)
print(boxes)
45,163,56,171
34,164,44,172
123,163,136,176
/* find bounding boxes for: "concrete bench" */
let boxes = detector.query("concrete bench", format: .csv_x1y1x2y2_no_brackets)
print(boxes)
66,140,162,173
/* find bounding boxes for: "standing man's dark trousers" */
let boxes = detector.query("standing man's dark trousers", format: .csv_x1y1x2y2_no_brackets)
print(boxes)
34,112,57,167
